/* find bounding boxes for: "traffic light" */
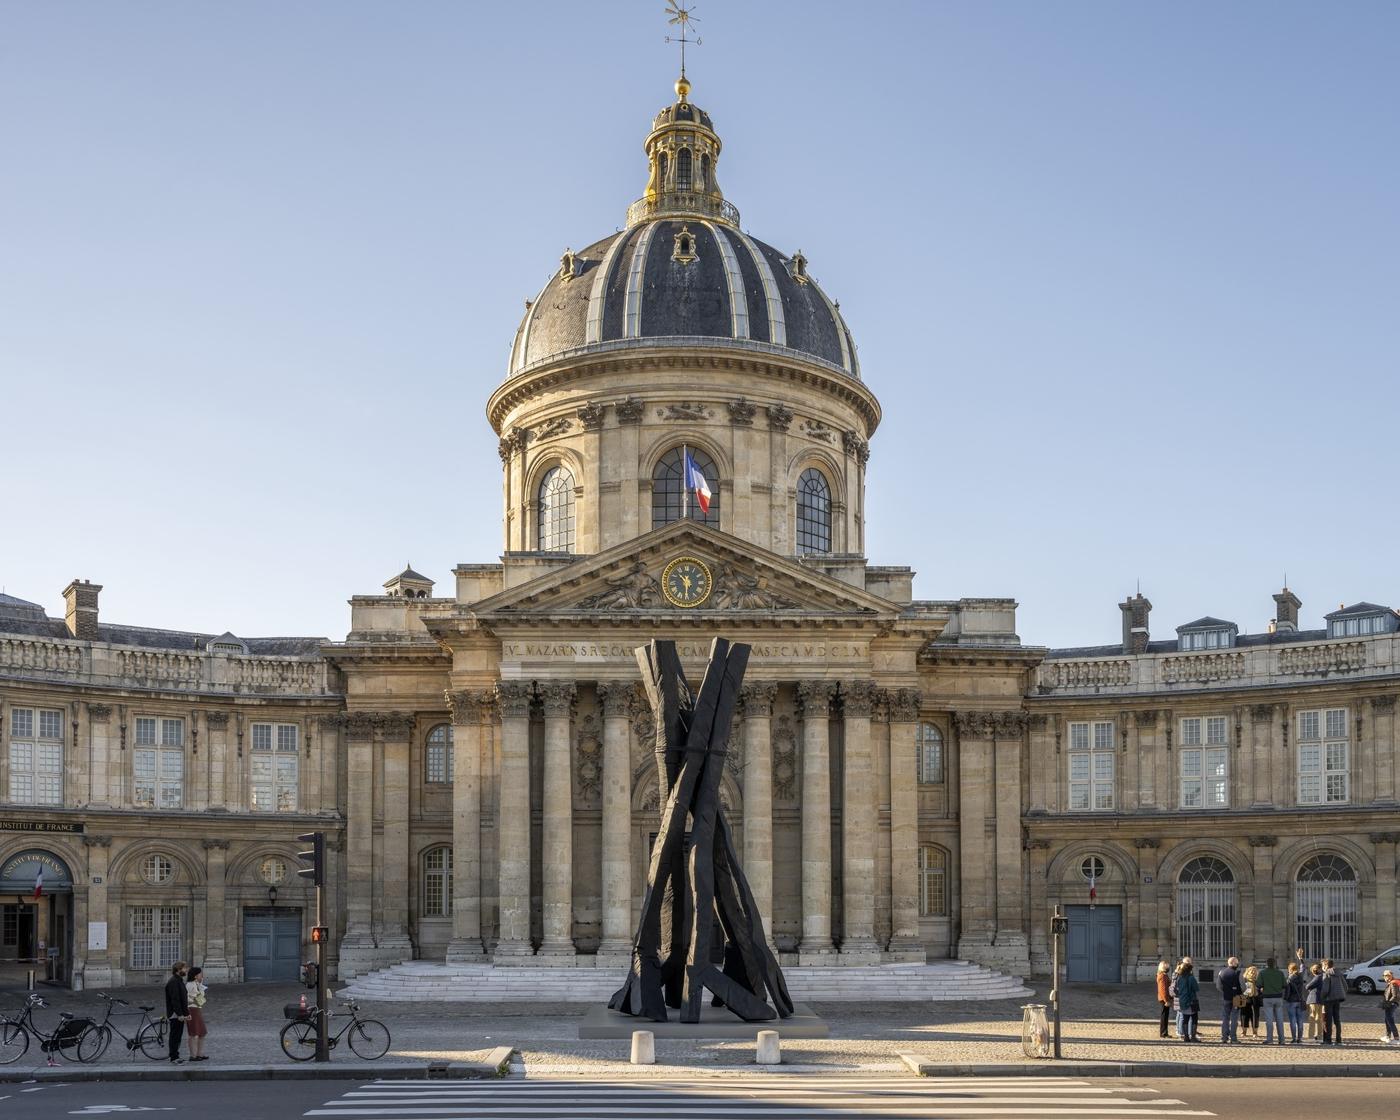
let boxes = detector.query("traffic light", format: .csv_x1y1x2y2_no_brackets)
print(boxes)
296,831,324,887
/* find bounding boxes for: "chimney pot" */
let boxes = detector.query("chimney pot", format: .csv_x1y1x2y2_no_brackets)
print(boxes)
62,579,102,641
1273,587,1302,633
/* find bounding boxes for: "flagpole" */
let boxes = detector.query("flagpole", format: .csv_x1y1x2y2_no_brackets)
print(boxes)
682,443,689,520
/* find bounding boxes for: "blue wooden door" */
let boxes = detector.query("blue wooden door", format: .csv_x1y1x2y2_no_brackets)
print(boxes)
243,909,302,981
1065,905,1122,982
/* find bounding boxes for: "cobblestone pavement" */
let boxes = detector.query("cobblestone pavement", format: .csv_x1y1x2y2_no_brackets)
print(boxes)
5,979,1397,1075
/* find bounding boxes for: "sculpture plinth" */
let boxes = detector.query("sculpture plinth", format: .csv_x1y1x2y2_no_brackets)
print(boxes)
609,638,793,1024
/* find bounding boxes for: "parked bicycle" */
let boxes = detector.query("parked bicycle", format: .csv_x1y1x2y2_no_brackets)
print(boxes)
75,993,168,1062
280,999,389,1061
0,994,94,1066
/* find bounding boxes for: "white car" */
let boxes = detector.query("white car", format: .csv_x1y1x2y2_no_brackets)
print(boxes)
1344,945,1400,994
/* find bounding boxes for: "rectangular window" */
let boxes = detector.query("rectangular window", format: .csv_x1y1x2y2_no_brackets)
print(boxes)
250,722,299,811
8,707,63,805
129,906,182,970
1180,718,1229,808
133,716,184,809
1297,708,1348,804
1067,720,1115,811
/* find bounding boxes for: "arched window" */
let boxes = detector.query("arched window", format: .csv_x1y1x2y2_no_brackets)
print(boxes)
422,846,452,918
1176,856,1236,962
795,468,832,554
537,465,576,552
917,723,943,784
699,153,711,191
676,148,693,191
425,724,453,784
919,845,947,917
658,152,669,189
652,446,720,529
1295,854,1357,962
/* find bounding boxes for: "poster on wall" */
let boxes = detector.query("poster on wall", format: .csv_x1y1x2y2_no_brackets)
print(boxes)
88,922,107,951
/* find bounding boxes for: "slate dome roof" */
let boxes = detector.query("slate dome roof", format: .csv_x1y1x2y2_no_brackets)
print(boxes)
508,222,859,379
506,79,860,381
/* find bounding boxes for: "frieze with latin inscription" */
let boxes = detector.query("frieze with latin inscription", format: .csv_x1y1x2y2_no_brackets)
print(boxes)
502,640,869,663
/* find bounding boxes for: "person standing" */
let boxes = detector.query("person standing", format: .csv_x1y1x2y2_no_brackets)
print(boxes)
1156,961,1172,1038
1258,957,1286,1045
1175,962,1200,1044
1321,958,1345,1045
1216,956,1243,1043
185,966,209,1062
164,961,189,1063
1381,970,1400,1044
1305,962,1326,1040
1239,965,1260,1037
1284,961,1307,1044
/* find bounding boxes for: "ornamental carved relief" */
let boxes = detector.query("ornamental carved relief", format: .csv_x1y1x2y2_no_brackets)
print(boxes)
534,415,572,441
953,710,1028,739
739,682,777,718
657,401,712,422
724,733,743,786
841,429,869,464
87,703,113,721
539,682,576,718
495,681,534,719
574,713,602,805
797,681,835,717
1373,695,1398,713
1133,710,1158,728
445,689,495,725
576,561,663,609
614,396,645,424
886,688,921,724
801,418,835,443
842,680,876,719
709,563,797,610
1247,835,1278,848
1250,703,1277,723
771,715,798,801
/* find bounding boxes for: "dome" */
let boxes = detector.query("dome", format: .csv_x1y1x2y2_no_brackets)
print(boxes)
506,79,860,381
508,223,859,379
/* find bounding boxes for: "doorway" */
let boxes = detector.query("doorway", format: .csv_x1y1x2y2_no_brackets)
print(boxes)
1065,904,1122,983
243,908,302,981
1,850,75,986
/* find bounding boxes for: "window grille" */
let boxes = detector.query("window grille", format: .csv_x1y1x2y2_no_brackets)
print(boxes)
917,723,943,784
918,845,947,917
795,468,832,554
1295,854,1358,963
537,465,576,552
425,724,454,784
651,446,720,529
1176,856,1236,962
422,847,453,917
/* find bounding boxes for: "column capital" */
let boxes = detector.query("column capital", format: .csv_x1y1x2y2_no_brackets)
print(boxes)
885,687,921,724
953,709,1027,739
87,703,113,722
842,680,877,718
201,838,231,851
495,681,534,718
596,682,633,719
739,681,777,717
539,681,576,718
82,834,113,848
204,710,230,728
378,712,416,738
446,688,495,724
796,680,835,716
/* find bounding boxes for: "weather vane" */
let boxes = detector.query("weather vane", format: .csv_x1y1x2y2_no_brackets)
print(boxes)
665,1,701,78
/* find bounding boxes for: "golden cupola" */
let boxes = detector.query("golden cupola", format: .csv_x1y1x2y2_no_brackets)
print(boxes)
627,76,736,228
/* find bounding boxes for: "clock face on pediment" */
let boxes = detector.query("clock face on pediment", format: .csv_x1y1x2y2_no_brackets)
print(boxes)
661,556,713,608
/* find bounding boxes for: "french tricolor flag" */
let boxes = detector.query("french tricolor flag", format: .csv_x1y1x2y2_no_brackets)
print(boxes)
33,866,43,900
683,448,711,515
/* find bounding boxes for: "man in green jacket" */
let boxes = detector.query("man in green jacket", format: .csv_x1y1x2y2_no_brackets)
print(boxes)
1259,957,1287,1044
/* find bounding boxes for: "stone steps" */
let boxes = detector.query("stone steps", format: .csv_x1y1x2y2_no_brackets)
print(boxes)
339,960,1033,1003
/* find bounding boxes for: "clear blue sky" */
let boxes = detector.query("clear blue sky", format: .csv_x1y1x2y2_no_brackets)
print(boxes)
3,1,1397,648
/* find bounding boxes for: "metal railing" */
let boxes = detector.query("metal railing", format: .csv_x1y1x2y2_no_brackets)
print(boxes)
626,193,740,228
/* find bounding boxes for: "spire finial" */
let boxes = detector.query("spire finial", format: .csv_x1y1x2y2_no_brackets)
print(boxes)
665,1,701,98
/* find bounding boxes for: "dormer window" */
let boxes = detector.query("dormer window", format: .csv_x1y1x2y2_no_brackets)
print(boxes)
1177,617,1237,651
1325,603,1397,638
672,225,698,263
558,248,577,281
788,249,809,284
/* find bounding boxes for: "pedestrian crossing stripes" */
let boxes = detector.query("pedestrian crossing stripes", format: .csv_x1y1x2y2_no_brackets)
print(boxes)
304,1077,1217,1119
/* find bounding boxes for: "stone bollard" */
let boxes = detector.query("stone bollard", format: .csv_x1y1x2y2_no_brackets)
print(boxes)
755,1029,781,1065
630,1029,656,1065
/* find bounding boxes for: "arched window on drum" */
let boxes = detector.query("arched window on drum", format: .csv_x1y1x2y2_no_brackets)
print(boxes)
795,467,832,555
1295,854,1357,963
652,446,720,529
1175,856,1236,963
537,465,576,553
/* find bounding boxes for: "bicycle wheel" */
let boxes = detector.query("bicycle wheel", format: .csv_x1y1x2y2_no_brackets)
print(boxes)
280,1019,318,1061
0,1021,30,1065
347,1018,390,1061
76,1024,112,1063
138,1021,168,1061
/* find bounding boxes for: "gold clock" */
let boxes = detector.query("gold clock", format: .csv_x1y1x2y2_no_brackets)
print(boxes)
661,556,713,608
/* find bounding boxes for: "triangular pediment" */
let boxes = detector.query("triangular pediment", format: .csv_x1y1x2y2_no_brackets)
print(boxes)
471,522,898,620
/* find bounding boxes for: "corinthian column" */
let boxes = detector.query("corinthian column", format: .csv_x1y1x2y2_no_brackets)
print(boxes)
740,682,777,945
887,689,922,958
797,681,836,962
340,713,376,952
378,713,415,957
538,682,577,964
494,682,534,963
446,689,490,962
841,681,879,961
596,684,633,964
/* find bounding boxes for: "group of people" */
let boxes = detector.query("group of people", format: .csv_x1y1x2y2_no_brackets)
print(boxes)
1156,948,1400,1046
162,961,211,1064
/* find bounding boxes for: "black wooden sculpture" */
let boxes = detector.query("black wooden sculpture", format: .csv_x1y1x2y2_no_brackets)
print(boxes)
609,638,794,1023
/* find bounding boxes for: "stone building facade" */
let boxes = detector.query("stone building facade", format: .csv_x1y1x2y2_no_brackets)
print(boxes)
2,76,1397,988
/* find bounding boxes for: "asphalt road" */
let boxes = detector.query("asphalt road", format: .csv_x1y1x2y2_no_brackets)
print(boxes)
1,1076,1396,1120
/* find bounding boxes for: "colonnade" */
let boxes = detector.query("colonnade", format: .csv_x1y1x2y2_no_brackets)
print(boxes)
437,678,924,966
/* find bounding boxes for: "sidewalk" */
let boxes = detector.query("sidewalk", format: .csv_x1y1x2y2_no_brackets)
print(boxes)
4,979,1397,1080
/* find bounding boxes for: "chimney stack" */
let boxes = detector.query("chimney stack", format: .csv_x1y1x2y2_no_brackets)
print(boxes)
1273,587,1301,633
1120,592,1152,654
62,579,102,640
